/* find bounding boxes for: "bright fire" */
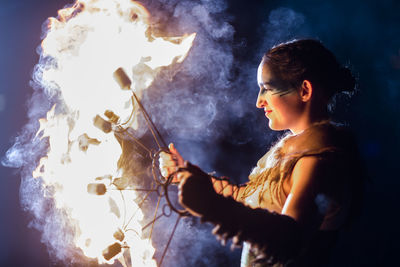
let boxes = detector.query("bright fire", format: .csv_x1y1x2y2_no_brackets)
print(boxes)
33,0,195,266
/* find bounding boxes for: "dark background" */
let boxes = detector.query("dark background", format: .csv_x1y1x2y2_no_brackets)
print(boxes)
1,0,399,266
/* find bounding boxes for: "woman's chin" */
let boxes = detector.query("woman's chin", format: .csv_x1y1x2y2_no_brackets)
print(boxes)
268,120,285,131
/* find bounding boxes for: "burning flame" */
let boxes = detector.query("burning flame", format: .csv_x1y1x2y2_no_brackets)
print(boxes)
33,0,195,266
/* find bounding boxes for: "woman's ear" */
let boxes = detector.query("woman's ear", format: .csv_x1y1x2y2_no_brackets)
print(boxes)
300,80,313,102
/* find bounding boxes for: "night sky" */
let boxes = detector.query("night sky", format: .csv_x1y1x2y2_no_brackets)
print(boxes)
1,0,399,266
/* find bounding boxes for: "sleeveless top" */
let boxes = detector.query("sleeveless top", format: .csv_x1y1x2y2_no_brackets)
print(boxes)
240,121,361,267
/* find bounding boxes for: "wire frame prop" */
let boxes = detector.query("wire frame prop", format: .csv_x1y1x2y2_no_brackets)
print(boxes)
89,67,189,266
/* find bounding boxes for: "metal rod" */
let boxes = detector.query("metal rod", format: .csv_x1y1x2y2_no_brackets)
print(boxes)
142,213,164,231
124,190,152,230
149,195,162,239
119,97,136,126
159,216,181,267
116,126,152,154
131,92,167,149
120,190,127,229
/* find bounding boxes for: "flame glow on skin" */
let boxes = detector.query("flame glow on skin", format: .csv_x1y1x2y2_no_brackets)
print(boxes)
33,0,195,265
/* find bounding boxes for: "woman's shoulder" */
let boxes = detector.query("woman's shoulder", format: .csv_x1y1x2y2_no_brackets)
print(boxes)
283,120,356,157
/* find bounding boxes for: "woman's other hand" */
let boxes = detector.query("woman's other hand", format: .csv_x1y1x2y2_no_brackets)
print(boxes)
159,143,184,183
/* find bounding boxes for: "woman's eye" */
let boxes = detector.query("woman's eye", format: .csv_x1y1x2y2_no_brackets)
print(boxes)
261,87,273,94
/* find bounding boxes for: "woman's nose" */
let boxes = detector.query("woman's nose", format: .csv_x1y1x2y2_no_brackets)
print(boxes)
256,93,266,108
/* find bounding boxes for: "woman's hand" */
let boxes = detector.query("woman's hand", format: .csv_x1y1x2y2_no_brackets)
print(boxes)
158,143,185,183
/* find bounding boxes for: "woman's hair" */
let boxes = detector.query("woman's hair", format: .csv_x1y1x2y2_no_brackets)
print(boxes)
262,39,356,99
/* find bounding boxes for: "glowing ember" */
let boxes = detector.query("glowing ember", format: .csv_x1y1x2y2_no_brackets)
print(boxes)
33,0,195,266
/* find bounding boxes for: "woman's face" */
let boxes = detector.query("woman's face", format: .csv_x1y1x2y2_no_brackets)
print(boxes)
256,62,304,131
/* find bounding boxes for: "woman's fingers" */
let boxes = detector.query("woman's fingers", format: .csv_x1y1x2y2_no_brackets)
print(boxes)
159,152,176,167
157,143,185,182
158,152,178,178
169,143,184,167
168,143,176,153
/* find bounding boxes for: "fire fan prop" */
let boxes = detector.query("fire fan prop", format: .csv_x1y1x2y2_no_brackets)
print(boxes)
32,0,195,266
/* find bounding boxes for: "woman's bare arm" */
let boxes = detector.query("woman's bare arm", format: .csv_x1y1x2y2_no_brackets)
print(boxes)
282,156,328,230
211,177,246,200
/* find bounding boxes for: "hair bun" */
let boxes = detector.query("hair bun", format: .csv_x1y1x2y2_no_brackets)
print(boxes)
337,66,356,93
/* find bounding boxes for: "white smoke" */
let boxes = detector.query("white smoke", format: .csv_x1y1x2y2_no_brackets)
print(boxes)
259,7,307,50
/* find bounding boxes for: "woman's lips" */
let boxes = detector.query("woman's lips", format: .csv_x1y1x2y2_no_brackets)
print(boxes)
265,110,272,116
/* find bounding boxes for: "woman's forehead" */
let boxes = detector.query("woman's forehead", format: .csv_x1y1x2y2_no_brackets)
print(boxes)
257,63,288,90
257,63,263,84
257,63,273,85
257,63,268,84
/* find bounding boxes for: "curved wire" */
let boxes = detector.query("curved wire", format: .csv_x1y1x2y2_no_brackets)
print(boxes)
130,91,167,149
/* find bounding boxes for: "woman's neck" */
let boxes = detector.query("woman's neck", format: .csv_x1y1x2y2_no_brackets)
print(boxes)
290,107,329,135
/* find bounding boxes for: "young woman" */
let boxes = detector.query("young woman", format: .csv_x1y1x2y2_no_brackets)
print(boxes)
159,39,362,267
